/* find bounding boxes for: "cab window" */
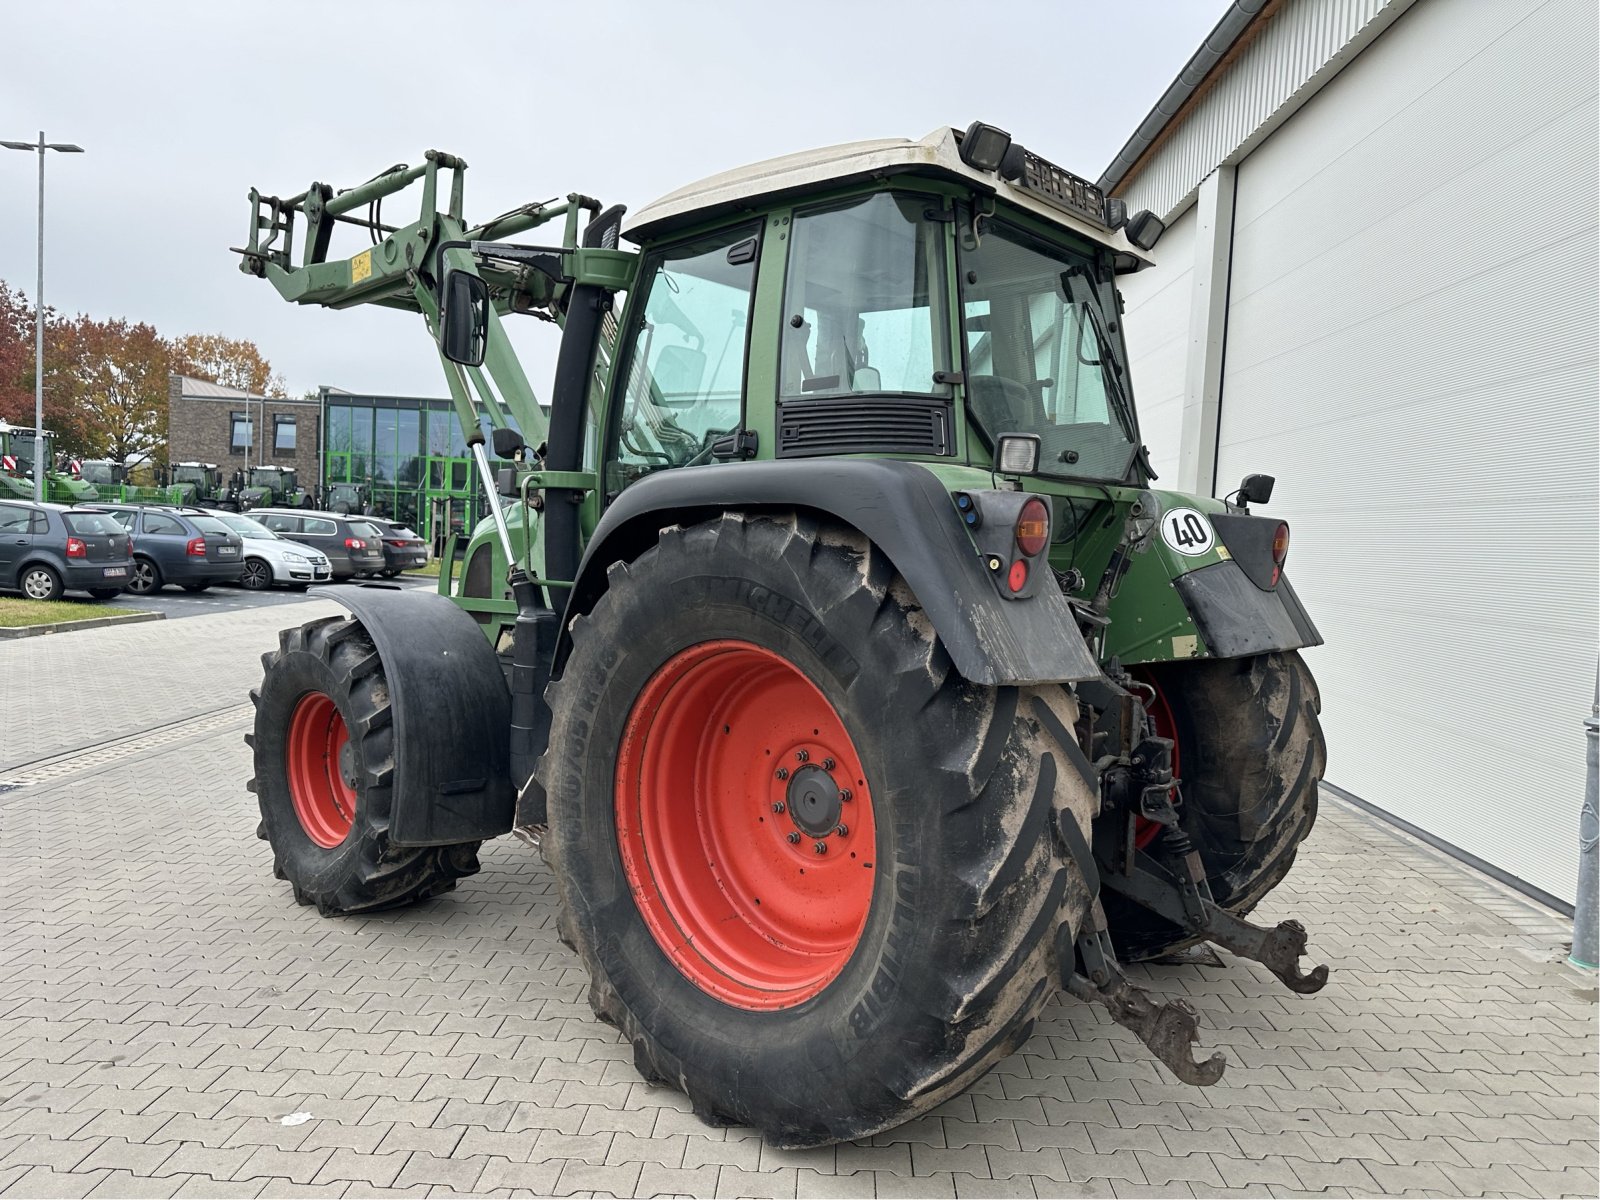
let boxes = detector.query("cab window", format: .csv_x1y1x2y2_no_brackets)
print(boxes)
608,225,759,494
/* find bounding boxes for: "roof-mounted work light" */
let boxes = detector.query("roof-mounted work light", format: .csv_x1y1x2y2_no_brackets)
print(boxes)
1124,209,1166,251
958,121,1013,173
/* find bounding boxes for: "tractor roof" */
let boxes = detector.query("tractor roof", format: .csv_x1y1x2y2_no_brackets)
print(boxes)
624,125,1155,266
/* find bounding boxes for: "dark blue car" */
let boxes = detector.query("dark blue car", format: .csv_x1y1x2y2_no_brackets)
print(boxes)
0,500,134,600
99,504,246,594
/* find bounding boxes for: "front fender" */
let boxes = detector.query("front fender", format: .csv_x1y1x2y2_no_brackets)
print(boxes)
317,583,514,845
568,459,1101,687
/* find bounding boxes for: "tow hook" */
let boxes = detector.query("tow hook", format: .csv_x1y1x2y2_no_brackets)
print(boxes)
1062,905,1227,1087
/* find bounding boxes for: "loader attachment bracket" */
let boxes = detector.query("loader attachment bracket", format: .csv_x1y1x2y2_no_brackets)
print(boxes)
1063,906,1227,1087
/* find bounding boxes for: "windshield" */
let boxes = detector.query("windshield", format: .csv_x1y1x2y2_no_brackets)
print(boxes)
215,513,276,540
80,462,117,485
960,219,1138,481
173,466,210,485
249,469,294,489
189,516,236,538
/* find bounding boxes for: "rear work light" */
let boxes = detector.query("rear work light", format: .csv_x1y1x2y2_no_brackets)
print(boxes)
186,537,207,557
1014,497,1050,557
345,537,365,549
1271,522,1291,586
65,536,86,559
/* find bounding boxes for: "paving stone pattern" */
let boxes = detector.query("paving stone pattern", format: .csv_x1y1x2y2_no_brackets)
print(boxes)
1,608,1596,1198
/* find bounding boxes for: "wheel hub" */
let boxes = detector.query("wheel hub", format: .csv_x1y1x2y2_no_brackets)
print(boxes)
786,765,842,836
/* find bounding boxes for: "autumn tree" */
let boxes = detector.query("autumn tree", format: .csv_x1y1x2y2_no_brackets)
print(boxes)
171,332,286,397
0,281,37,425
50,315,171,463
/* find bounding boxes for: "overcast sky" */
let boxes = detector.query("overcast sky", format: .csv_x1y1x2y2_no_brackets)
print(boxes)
1,0,1226,400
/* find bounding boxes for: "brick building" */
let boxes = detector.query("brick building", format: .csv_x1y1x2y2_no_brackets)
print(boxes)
166,374,321,481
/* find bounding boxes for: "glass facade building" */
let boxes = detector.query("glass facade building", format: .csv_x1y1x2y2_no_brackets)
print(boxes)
320,390,513,547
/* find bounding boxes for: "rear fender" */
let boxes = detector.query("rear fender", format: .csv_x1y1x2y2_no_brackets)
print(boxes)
564,459,1102,687
316,584,515,845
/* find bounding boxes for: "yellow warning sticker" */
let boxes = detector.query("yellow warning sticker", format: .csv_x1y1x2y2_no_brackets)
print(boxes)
351,249,373,285
1214,543,1232,560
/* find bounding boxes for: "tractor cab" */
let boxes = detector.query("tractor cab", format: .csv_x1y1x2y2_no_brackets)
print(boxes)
78,459,126,487
240,465,305,509
325,481,369,515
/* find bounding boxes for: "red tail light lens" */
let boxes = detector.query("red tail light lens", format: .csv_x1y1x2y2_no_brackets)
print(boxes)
65,536,86,559
126,537,134,557
1007,559,1029,593
1014,497,1050,557
345,537,365,549
1270,522,1290,585
186,537,207,557
385,539,404,547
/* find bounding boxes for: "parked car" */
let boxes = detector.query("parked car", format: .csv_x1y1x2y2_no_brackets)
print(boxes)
202,510,333,591
97,504,246,594
0,500,134,601
251,508,387,580
363,517,430,577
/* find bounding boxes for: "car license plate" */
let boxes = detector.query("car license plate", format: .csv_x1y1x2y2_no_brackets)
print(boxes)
102,567,126,578
218,546,238,556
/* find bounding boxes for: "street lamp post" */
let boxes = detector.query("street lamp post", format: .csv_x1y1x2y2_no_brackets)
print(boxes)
3,132,84,503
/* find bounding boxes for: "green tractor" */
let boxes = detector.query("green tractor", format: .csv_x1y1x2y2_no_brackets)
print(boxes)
0,425,97,504
78,459,185,505
167,461,238,509
238,125,1327,1146
238,464,311,510
322,480,370,515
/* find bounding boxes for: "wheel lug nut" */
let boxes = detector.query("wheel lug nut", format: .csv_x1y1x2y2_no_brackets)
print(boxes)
787,832,801,844
840,788,852,802
775,767,789,780
813,841,828,855
772,801,785,814
822,757,835,771
834,824,848,837
795,749,809,763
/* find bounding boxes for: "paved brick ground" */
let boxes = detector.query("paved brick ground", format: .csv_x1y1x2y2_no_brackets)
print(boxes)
1,605,1596,1198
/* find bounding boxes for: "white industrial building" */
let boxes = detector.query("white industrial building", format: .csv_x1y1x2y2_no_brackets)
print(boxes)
1107,0,1597,908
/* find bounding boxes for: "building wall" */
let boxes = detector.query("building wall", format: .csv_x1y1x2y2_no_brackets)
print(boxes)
166,376,321,481
1114,0,1599,906
1119,205,1197,485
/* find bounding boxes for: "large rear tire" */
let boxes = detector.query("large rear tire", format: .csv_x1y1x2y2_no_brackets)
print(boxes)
1104,651,1325,961
250,615,482,914
539,513,1098,1147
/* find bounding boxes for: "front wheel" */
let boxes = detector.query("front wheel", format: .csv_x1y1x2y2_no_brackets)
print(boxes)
127,557,161,595
250,615,483,914
240,558,274,590
540,513,1097,1147
1103,651,1326,961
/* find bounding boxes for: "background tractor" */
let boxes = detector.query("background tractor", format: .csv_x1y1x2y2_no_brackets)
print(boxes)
239,125,1328,1147
166,461,239,509
238,464,311,510
0,425,97,504
322,480,370,515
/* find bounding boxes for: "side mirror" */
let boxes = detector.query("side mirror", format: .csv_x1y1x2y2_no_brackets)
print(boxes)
440,270,489,367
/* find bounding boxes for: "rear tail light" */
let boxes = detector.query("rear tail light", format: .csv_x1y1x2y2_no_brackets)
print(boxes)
1006,559,1029,593
1014,497,1050,557
126,537,134,556
186,537,206,557
1270,521,1290,586
345,537,365,549
65,536,86,559
385,539,405,547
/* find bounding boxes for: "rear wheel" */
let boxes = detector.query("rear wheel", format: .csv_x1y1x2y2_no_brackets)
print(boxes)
250,615,483,914
127,557,161,595
241,558,273,590
1103,651,1326,961
540,513,1098,1147
20,564,63,601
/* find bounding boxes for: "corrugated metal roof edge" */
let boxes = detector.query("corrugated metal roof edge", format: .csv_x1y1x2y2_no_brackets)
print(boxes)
1097,0,1273,195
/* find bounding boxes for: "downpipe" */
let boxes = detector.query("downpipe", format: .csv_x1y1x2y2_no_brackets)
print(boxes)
1570,665,1598,970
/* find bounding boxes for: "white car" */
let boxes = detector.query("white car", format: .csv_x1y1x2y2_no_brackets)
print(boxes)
204,510,333,591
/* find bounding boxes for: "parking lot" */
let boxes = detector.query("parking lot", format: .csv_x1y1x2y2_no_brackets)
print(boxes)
106,575,434,623
1,596,1596,1199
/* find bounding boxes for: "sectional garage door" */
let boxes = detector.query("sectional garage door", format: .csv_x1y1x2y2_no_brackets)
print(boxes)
1212,0,1597,903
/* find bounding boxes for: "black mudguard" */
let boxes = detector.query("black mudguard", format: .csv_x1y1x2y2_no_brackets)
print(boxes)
319,584,515,846
1174,562,1323,658
567,459,1102,687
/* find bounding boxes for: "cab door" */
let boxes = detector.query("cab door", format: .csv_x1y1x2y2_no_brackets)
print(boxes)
0,502,33,586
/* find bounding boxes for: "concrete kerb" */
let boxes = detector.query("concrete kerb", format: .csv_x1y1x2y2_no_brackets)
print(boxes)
0,608,165,639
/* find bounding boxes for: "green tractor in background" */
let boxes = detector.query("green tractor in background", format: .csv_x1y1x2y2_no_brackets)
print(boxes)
322,480,370,515
167,461,240,509
0,424,97,504
238,125,1328,1147
78,459,187,505
237,464,312,510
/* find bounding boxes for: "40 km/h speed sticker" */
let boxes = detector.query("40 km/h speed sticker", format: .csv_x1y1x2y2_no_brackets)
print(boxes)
1160,507,1215,557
